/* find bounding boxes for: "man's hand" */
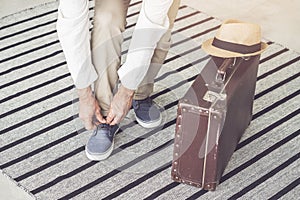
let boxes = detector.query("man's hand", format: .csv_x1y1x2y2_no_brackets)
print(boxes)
77,86,106,130
106,85,135,126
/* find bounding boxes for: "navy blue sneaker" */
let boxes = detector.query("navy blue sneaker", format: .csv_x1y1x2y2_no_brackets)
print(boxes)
132,97,162,128
85,124,119,161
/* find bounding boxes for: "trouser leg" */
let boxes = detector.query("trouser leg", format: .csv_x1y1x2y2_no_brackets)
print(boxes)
92,0,131,116
133,0,181,100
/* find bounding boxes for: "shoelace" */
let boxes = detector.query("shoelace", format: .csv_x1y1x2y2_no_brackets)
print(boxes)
99,123,118,138
98,123,110,130
93,124,111,137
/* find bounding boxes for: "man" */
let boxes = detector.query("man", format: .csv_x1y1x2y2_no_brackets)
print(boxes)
56,0,180,161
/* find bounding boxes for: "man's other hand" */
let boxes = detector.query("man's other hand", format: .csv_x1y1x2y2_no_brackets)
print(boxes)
106,85,135,126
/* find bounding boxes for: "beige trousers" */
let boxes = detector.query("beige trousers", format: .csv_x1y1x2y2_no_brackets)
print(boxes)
91,0,180,116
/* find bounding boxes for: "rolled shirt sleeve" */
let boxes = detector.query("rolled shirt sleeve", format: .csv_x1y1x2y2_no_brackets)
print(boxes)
56,0,98,89
117,0,173,90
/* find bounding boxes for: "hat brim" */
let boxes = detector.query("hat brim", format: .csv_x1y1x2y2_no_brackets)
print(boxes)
201,38,268,58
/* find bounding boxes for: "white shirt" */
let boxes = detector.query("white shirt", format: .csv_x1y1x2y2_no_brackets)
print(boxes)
56,0,173,90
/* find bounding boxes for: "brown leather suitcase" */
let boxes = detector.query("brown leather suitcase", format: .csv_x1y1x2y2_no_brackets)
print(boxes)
171,55,260,190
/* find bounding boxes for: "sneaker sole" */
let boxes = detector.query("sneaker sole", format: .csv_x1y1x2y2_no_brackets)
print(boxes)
135,114,162,129
85,139,114,161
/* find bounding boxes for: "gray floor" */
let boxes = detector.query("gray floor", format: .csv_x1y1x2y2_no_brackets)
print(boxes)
0,170,34,200
0,1,299,199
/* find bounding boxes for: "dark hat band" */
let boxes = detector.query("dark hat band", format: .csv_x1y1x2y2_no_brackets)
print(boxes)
212,37,261,54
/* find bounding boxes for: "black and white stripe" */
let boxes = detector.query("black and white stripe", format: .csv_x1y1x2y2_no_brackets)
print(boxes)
0,0,299,199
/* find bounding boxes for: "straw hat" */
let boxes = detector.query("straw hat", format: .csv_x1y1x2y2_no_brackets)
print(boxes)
202,19,268,57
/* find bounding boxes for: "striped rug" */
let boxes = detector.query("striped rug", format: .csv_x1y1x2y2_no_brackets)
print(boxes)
0,0,299,199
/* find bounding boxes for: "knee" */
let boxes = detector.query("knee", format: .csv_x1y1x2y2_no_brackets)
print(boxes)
93,10,125,32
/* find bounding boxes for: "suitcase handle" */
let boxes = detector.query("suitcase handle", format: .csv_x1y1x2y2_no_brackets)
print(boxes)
215,58,236,83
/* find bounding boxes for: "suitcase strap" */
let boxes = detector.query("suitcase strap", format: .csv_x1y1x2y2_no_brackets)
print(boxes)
215,58,236,83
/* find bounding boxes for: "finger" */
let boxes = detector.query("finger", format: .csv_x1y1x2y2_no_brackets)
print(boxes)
110,114,122,126
93,120,100,126
97,115,106,124
106,110,115,124
109,117,119,126
95,109,106,123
